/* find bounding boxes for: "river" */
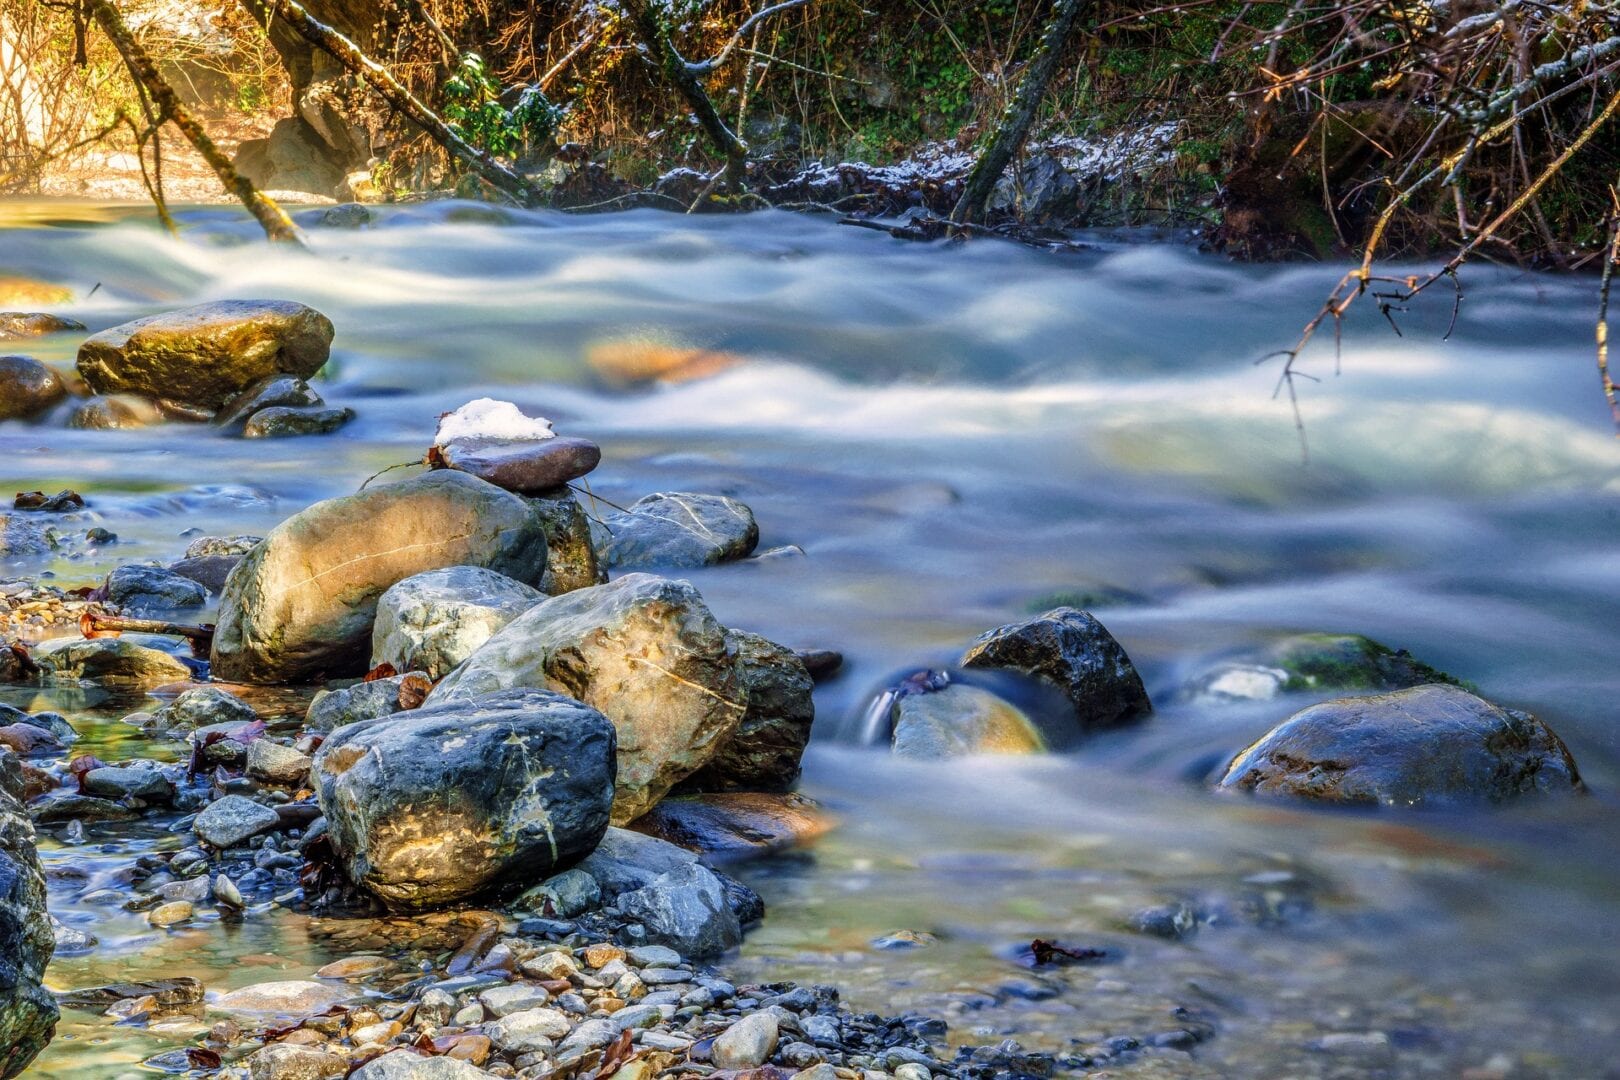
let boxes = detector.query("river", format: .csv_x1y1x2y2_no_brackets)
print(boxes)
3,201,1618,1078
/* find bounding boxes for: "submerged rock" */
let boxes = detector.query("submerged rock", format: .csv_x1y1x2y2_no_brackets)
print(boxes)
528,488,607,594
426,574,744,824
149,687,257,733
961,607,1151,733
214,374,323,430
76,300,334,410
1187,634,1459,703
0,312,84,337
599,492,759,569
105,564,208,613
890,683,1045,758
0,752,57,1078
243,405,353,438
214,980,349,1019
632,792,833,861
211,470,547,684
679,631,813,793
313,687,616,909
1218,684,1585,806
370,566,543,679
36,638,192,686
0,356,65,421
67,393,164,430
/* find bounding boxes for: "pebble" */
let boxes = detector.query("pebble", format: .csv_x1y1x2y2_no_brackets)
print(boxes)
147,900,193,927
194,795,281,848
712,1011,779,1069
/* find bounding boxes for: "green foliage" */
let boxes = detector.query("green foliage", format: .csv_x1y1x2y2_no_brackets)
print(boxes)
443,54,565,159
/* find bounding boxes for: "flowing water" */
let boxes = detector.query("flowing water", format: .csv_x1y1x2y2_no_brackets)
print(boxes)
3,201,1619,1079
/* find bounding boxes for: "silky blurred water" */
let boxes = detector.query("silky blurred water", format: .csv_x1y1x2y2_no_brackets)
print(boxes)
3,200,1619,1078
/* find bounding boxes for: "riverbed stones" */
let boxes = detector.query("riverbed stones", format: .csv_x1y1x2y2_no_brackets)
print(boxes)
1217,684,1585,806
352,1050,494,1080
215,375,324,430
244,405,354,438
212,470,547,683
528,489,607,594
599,493,759,569
214,980,349,1018
194,794,282,848
890,684,1046,758
0,751,56,1079
961,607,1151,733
82,765,173,803
76,300,335,410
105,564,208,612
246,739,314,786
246,1043,349,1080
36,638,192,685
426,574,744,824
0,356,65,421
679,631,813,793
67,393,165,429
1188,634,1460,703
371,566,543,679
313,687,616,909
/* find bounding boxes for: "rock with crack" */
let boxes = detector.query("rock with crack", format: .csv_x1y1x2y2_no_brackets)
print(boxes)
313,687,616,910
598,492,759,569
426,574,744,824
211,470,547,684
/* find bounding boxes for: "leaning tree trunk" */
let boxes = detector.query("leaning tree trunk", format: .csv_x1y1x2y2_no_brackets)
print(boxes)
90,0,303,245
951,0,1087,226
618,0,749,190
249,0,539,206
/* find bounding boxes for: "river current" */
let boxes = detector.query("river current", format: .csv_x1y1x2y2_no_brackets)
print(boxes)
2,201,1618,1078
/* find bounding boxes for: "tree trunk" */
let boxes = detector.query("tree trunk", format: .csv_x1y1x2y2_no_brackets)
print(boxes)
90,0,304,245
618,0,749,190
951,0,1087,226
250,0,538,206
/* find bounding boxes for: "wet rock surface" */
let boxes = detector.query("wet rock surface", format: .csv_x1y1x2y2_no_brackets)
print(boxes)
427,574,744,824
104,564,209,613
1218,683,1585,806
0,355,66,421
212,470,547,684
434,435,602,494
35,638,193,685
0,750,57,1078
314,687,617,909
76,300,335,410
961,607,1151,734
632,792,833,861
67,393,165,430
600,492,760,569
371,566,543,680
678,631,814,794
891,683,1045,758
243,405,354,438
527,489,608,594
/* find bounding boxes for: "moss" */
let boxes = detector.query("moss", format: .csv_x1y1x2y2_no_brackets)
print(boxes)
1267,634,1467,694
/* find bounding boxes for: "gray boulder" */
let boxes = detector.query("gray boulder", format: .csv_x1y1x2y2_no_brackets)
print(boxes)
105,564,208,613
599,492,759,569
305,676,407,733
76,300,334,411
0,752,56,1077
0,355,65,422
891,684,1045,759
961,607,1151,733
0,516,53,558
615,861,741,959
679,631,813,792
194,795,281,848
576,827,701,899
426,574,744,824
166,554,243,595
149,687,257,733
370,566,543,679
313,687,616,910
1218,684,1585,806
211,470,547,684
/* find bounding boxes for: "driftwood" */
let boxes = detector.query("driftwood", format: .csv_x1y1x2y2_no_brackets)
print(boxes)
89,0,303,245
951,0,1088,226
250,0,538,206
80,610,216,655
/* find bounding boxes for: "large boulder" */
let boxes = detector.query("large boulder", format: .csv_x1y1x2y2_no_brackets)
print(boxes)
313,687,616,909
426,575,744,824
1217,684,1585,807
211,471,547,684
528,489,607,594
0,751,57,1077
599,493,759,569
76,300,334,411
961,607,1151,733
0,356,65,422
305,676,408,733
890,683,1045,758
370,566,543,679
678,631,813,793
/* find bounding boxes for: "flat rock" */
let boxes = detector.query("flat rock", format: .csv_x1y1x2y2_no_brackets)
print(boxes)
371,566,543,680
77,300,334,410
82,766,172,803
486,1006,571,1051
1218,683,1585,806
0,312,84,337
105,564,208,613
194,794,281,848
213,979,349,1018
313,687,615,909
212,470,547,684
246,1043,349,1080
434,436,601,494
352,1049,495,1079
36,638,191,685
150,687,257,732
599,492,759,569
0,355,65,421
961,607,1151,733
426,574,744,824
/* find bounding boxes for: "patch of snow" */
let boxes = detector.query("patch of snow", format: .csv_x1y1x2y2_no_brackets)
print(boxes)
1041,121,1183,183
435,399,555,444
